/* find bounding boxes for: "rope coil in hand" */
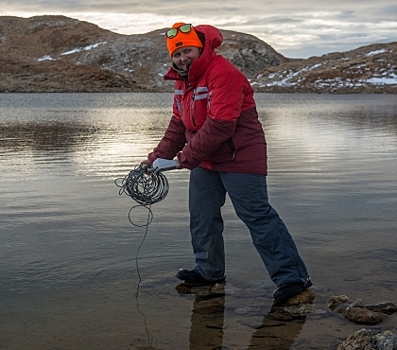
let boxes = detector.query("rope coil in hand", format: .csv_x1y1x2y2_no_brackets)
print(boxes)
116,165,169,206
115,165,169,226
115,164,171,288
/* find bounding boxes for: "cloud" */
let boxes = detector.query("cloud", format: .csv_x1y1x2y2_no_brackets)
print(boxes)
2,0,397,58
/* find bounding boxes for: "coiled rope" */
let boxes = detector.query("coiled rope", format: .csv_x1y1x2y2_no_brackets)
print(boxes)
116,164,169,207
114,164,170,288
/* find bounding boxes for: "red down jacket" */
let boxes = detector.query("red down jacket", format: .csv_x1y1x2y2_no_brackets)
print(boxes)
148,24,268,175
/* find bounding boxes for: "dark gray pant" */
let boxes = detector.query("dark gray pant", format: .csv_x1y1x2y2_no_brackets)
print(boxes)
189,167,310,287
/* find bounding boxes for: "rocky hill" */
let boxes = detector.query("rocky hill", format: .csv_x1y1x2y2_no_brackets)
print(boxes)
252,43,397,93
0,15,396,93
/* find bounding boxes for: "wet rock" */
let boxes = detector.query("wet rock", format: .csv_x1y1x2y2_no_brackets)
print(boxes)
335,298,397,325
328,295,350,310
281,288,316,306
365,302,397,315
337,328,397,350
267,306,307,321
279,303,318,317
350,298,364,308
175,283,225,297
340,306,386,325
271,289,317,317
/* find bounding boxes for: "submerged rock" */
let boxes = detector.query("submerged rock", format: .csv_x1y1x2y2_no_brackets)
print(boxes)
328,295,350,310
175,282,226,297
340,307,386,325
271,289,317,317
337,299,397,325
365,302,397,315
337,328,397,350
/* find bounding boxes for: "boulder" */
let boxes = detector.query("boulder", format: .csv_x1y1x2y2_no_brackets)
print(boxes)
337,328,397,350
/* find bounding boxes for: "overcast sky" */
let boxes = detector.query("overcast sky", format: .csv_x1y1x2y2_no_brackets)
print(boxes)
2,0,397,58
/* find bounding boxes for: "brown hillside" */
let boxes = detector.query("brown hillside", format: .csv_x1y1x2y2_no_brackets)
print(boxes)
0,15,396,93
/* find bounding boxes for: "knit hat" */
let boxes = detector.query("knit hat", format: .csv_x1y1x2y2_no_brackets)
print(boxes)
166,23,203,57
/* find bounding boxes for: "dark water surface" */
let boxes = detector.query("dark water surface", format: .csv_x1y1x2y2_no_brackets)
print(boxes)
1,93,396,349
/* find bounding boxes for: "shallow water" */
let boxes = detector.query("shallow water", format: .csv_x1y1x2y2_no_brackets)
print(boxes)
1,93,396,349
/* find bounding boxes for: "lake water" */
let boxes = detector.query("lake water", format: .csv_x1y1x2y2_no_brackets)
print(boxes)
1,93,396,349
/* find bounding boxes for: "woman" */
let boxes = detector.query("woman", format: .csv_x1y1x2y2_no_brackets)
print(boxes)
143,22,312,303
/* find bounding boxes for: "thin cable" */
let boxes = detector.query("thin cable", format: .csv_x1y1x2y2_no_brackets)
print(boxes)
115,164,170,290
116,165,168,350
135,202,152,289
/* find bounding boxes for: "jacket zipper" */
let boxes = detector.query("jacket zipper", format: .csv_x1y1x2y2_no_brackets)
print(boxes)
190,89,197,128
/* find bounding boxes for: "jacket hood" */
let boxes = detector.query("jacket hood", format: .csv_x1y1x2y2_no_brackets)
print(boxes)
164,24,223,82
194,24,223,51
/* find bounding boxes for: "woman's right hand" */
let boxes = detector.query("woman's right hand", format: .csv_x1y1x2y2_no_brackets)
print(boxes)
140,159,152,167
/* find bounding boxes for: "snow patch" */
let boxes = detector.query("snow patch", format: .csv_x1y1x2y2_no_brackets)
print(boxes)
366,73,397,85
366,49,387,57
37,55,55,62
61,42,107,56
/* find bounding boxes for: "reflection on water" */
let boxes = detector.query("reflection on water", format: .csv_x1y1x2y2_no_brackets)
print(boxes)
189,293,225,350
248,309,306,350
1,93,397,349
178,282,306,350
